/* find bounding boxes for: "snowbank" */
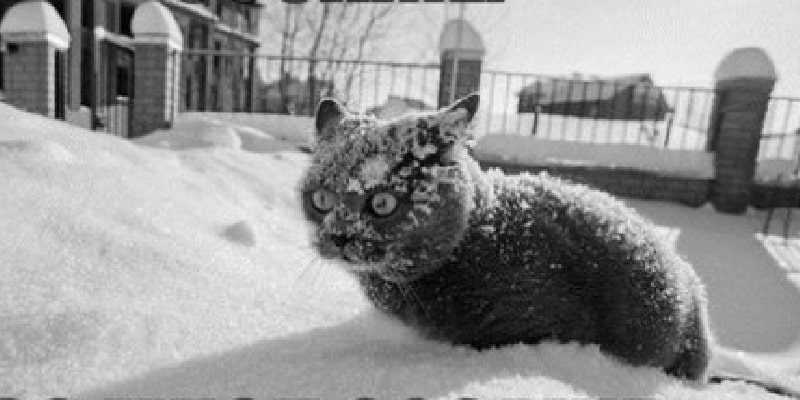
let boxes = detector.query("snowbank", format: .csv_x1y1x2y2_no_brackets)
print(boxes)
0,103,798,398
475,134,715,179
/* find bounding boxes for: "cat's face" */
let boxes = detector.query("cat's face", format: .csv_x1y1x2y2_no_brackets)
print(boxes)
300,94,480,282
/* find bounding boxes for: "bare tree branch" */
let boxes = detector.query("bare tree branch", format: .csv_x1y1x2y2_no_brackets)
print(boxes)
260,2,400,113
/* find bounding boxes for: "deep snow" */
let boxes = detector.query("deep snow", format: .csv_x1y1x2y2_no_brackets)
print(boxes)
1,103,799,399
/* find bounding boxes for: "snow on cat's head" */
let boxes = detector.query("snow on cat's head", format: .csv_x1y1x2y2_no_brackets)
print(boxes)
300,94,480,282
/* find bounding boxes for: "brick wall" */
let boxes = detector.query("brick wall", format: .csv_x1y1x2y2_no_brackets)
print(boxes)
478,159,710,207
709,81,773,213
438,54,481,108
2,42,55,117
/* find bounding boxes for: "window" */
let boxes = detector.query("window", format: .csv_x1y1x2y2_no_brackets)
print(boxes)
106,1,119,34
115,64,130,97
213,41,222,71
120,3,135,36
80,45,93,107
102,0,135,37
185,75,193,109
81,0,94,28
188,23,208,49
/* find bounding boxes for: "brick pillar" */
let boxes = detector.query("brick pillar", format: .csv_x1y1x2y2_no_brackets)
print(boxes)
131,1,183,137
437,19,485,108
708,47,777,214
131,43,180,137
0,1,70,118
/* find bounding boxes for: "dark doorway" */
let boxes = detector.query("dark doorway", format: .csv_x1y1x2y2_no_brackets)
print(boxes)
104,43,134,138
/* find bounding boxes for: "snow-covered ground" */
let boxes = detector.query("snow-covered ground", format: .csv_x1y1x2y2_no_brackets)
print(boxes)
474,135,715,178
474,112,709,150
1,103,799,399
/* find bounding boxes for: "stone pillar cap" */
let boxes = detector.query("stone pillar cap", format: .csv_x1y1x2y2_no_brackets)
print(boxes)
438,19,485,58
0,1,70,49
132,1,183,50
714,47,778,83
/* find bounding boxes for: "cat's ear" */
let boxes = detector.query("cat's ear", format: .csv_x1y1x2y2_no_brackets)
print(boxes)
315,98,349,141
444,93,480,124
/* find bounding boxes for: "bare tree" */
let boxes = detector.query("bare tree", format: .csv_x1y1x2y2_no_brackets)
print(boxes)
260,2,396,114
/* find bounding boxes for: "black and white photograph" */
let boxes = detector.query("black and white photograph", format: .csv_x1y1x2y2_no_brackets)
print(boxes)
1,0,800,398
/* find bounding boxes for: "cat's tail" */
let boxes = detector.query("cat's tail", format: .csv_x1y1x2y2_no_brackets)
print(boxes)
709,345,800,398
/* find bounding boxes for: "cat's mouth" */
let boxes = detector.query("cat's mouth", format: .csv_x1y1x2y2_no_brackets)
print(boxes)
314,234,432,283
316,236,420,281
342,244,428,283
341,241,387,264
315,235,389,264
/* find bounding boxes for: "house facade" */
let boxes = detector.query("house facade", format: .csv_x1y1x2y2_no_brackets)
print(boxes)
517,74,671,121
170,0,261,113
0,0,262,137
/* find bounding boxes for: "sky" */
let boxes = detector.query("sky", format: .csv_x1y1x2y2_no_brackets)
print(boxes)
385,0,800,96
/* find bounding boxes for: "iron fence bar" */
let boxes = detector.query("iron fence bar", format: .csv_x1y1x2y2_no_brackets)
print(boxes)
779,100,794,157
765,98,779,158
374,64,380,113
182,50,441,70
562,79,572,141
591,81,602,143
389,65,396,100
548,78,556,139
502,74,511,134
336,59,343,100
639,85,649,146
664,88,678,148
531,80,541,136
404,66,411,102
422,68,429,112
681,89,695,150
516,75,527,135
171,50,176,123
624,83,634,144
358,63,364,109
771,99,785,158
770,96,800,101
579,79,588,142
695,89,711,149
264,55,271,111
486,73,496,135
607,81,617,143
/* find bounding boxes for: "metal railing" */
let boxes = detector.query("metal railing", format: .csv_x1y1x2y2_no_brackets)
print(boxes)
176,51,718,150
180,50,440,117
759,96,800,160
256,54,441,117
477,71,714,150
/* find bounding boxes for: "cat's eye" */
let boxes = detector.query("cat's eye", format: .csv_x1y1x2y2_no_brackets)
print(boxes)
369,192,398,217
311,190,337,213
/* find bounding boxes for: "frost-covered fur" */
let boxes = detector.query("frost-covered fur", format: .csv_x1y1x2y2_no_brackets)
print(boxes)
300,94,712,381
